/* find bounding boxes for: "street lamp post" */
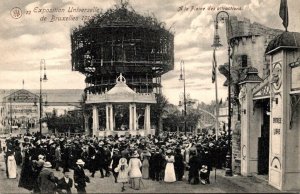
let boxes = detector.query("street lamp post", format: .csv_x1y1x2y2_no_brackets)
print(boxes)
212,11,233,176
39,59,48,136
10,98,13,134
179,60,187,135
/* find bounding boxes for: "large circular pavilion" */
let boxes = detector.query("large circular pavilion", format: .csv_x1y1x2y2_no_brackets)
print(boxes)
70,3,174,136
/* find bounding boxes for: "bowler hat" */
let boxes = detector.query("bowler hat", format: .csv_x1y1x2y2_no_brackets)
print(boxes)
76,159,85,165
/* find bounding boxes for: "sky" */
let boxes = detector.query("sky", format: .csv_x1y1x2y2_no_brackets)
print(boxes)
0,0,299,105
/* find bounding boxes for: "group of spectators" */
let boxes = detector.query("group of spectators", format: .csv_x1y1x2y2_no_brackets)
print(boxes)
2,130,230,193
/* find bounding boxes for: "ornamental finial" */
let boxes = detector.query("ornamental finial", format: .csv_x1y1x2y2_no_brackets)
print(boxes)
116,73,126,83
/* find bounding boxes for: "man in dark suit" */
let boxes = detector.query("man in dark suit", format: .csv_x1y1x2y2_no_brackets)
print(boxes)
37,161,58,194
55,144,61,171
57,171,73,194
152,149,165,181
74,159,89,193
174,147,185,181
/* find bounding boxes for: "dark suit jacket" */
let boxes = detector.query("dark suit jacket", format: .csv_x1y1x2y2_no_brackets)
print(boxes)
37,168,57,194
152,153,165,170
57,177,73,194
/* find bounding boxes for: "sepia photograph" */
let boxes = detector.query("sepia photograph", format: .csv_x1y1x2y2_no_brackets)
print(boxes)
0,0,300,193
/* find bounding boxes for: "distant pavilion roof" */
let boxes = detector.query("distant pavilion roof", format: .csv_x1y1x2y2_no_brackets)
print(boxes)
86,74,156,104
0,89,83,105
239,67,263,85
266,31,300,54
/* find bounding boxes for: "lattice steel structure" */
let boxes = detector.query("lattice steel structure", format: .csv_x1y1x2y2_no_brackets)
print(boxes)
71,4,174,95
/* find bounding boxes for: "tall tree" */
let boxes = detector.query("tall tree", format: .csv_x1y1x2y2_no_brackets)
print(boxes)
151,93,169,135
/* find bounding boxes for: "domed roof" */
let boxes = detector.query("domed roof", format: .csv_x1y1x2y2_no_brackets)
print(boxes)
106,74,135,95
266,32,300,54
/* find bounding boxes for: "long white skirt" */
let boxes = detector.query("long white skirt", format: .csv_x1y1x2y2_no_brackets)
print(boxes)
164,163,176,183
7,155,17,179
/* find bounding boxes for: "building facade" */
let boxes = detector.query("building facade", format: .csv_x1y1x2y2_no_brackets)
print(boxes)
223,16,300,191
0,89,83,134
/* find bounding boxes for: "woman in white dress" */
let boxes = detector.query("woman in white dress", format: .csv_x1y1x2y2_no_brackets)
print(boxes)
164,149,176,183
128,151,142,190
7,151,17,179
114,158,129,192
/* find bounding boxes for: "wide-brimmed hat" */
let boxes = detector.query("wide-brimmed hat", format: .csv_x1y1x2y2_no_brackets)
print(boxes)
119,158,127,164
38,154,45,160
143,151,151,157
76,159,85,165
132,151,139,158
166,149,172,154
44,161,52,168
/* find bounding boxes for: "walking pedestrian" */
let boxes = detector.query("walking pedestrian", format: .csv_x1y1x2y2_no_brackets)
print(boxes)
128,151,142,190
114,158,129,192
111,148,121,183
188,150,200,184
55,144,61,171
18,143,35,190
6,150,17,179
57,171,73,194
37,161,58,194
164,149,176,183
141,150,151,179
174,147,184,181
74,159,89,193
152,148,165,181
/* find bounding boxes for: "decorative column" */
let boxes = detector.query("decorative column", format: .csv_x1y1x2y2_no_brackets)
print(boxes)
129,104,132,130
106,104,109,131
106,104,113,131
110,104,114,131
83,112,89,135
129,103,137,130
92,105,99,136
133,103,137,130
267,43,300,191
144,104,151,134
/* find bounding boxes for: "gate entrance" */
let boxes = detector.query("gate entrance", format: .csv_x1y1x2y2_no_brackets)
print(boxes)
257,99,270,175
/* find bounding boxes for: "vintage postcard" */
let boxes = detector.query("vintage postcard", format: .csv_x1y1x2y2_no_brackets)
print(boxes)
0,0,299,193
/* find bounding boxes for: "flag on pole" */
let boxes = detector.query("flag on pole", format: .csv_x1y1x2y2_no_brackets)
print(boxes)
212,49,217,83
279,0,288,31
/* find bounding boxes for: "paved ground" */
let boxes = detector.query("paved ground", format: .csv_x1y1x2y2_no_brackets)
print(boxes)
0,152,292,193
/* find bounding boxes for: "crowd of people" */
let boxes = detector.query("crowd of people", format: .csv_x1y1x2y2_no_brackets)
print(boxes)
2,130,229,193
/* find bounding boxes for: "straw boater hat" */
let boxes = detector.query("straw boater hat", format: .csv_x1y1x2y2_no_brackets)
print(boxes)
44,161,52,168
76,159,85,165
200,165,208,173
